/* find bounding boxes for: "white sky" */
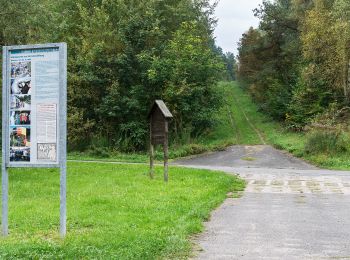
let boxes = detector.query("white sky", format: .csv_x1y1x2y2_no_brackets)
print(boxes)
211,0,264,55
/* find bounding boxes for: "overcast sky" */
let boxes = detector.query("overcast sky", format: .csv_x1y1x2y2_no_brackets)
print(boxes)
211,0,263,55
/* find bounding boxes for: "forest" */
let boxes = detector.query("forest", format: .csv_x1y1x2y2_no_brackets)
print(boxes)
238,0,350,133
3,0,348,157
0,0,235,152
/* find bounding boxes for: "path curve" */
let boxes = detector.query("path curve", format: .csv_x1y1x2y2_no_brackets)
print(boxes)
174,145,350,260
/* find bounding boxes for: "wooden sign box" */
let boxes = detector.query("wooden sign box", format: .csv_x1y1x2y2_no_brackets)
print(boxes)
148,100,173,182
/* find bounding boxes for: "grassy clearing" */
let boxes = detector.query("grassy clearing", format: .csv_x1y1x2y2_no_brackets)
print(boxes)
0,162,245,259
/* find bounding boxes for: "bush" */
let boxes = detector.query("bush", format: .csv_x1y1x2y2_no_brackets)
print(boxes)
87,146,111,158
304,130,348,155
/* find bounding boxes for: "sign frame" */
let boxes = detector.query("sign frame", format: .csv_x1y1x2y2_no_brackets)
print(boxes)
2,43,67,237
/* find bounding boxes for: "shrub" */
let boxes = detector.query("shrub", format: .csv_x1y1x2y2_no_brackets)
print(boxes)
304,130,348,155
87,146,110,158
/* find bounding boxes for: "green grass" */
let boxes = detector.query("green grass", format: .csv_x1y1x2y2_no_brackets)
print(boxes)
241,157,256,162
215,82,264,144
223,81,306,149
68,151,148,163
0,162,245,259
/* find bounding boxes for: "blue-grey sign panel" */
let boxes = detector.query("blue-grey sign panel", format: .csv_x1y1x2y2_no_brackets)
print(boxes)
2,43,67,237
2,43,67,168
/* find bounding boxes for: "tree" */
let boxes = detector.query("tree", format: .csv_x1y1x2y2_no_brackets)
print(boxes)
145,21,224,140
333,0,350,103
224,52,237,81
237,0,350,129
17,0,224,151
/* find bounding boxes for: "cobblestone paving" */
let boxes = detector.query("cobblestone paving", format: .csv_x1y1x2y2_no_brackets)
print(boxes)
242,172,350,195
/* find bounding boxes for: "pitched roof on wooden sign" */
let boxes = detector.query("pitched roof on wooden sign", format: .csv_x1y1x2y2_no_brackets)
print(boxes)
148,100,173,119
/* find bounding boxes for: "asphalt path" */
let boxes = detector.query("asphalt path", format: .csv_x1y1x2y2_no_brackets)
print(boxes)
173,145,350,260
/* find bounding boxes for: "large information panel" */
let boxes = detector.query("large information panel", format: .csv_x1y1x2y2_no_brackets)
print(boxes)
2,43,67,167
2,43,67,237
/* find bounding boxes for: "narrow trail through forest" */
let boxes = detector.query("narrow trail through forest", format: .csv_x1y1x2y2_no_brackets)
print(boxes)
230,92,266,145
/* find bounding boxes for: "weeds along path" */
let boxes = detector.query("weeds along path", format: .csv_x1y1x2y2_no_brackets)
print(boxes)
231,93,266,145
224,98,241,143
224,82,266,145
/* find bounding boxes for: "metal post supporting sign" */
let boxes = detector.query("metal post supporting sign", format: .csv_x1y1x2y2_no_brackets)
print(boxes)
1,43,67,237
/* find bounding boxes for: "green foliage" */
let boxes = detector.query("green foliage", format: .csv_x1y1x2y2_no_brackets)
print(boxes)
222,81,350,170
0,162,245,259
68,151,148,163
237,0,350,129
149,21,225,139
212,48,237,81
0,0,225,152
305,130,348,155
286,78,331,130
224,52,237,81
246,0,302,121
71,81,350,171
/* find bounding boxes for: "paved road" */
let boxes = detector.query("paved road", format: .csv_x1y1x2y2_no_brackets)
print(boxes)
174,145,350,259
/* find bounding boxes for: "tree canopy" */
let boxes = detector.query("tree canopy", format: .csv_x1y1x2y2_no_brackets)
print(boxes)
0,0,229,151
237,0,350,130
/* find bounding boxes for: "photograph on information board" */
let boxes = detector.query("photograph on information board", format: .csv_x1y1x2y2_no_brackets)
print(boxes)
37,143,56,161
11,78,31,94
10,95,31,110
10,111,31,125
11,61,31,78
10,61,32,95
10,126,31,162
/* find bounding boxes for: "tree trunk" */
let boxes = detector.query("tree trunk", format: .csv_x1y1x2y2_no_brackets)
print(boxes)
343,49,350,104
347,58,350,103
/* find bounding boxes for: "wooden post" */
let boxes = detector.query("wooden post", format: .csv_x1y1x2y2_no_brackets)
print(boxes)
150,144,155,179
148,100,173,181
347,58,350,103
164,121,169,182
149,120,154,179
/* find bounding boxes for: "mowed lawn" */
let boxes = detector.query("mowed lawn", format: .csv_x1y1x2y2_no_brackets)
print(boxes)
0,162,244,259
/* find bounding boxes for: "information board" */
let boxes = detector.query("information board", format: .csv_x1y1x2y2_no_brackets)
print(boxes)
2,43,67,167
2,43,67,237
